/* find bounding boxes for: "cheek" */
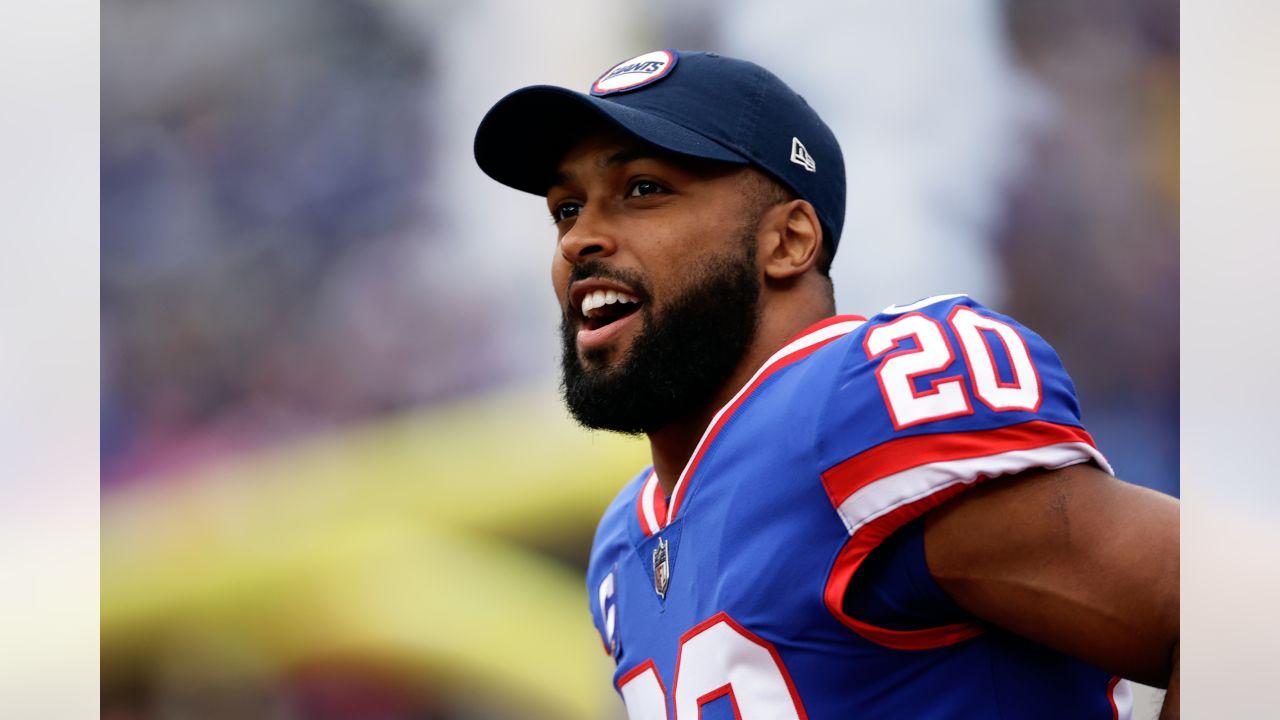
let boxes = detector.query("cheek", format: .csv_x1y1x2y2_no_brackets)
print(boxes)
648,216,738,272
550,255,571,305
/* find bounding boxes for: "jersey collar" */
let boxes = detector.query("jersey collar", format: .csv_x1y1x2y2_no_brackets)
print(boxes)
636,314,867,537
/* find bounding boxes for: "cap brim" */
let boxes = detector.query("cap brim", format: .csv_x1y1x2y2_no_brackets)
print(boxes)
473,85,749,196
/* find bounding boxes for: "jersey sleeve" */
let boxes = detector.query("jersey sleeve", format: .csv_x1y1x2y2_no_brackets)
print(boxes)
814,294,1110,649
840,516,969,630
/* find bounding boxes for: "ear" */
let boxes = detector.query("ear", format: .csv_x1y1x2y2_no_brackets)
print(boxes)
760,199,823,281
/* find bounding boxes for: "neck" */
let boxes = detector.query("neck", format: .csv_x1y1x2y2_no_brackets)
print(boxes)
647,300,833,496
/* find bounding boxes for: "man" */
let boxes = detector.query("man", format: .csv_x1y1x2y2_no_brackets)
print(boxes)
474,50,1178,719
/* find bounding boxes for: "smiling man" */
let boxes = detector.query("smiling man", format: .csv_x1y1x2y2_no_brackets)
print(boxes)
474,50,1178,719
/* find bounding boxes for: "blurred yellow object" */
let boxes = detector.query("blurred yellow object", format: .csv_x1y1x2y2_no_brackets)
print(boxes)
102,383,649,718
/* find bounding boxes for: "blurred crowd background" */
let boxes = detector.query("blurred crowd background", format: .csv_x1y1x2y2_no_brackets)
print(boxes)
102,1,1178,718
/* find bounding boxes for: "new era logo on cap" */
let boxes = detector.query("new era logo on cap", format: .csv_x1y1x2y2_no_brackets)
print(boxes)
790,137,816,172
591,50,679,96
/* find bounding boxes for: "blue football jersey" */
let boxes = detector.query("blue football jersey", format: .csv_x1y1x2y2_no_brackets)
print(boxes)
586,294,1133,719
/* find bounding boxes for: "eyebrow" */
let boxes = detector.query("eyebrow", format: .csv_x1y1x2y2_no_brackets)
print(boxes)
603,146,664,168
548,145,672,189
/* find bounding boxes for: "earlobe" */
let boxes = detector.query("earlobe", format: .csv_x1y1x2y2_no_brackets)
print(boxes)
763,200,823,281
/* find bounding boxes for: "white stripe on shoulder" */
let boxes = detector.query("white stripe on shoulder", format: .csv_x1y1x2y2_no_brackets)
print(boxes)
879,293,969,316
1112,679,1133,720
835,442,1112,535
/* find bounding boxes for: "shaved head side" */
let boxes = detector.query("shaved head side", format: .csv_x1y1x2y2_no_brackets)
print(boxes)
741,168,794,215
740,169,835,278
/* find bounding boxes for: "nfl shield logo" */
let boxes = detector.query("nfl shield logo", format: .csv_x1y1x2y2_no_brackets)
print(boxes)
653,537,670,599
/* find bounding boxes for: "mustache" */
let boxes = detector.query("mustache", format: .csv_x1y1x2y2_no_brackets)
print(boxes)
565,261,652,304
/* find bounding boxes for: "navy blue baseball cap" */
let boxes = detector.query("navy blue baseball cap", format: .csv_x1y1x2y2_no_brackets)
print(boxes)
473,49,847,251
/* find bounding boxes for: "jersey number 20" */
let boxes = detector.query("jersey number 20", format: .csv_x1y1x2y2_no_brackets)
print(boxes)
618,612,808,719
865,307,1041,430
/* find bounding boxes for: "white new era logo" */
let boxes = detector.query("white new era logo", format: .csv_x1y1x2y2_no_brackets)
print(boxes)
790,137,816,172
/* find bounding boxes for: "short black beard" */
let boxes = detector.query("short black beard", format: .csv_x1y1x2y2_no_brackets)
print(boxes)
559,239,760,435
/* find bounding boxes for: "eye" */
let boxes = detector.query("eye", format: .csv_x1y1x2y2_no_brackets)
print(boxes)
627,180,667,198
550,201,582,224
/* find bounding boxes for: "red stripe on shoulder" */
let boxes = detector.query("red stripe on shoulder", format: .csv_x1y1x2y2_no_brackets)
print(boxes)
820,421,1101,650
820,420,1097,508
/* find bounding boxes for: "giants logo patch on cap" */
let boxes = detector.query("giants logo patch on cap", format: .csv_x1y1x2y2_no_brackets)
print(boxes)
591,49,679,96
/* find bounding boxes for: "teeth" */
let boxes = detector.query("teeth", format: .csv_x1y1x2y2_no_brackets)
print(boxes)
580,289,639,317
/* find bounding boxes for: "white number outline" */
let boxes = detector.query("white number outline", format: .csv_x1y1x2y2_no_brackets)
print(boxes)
617,612,809,719
864,309,1043,429
948,306,1042,413
617,660,668,720
863,313,972,430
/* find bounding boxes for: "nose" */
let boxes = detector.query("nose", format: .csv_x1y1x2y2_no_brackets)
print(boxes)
559,209,617,264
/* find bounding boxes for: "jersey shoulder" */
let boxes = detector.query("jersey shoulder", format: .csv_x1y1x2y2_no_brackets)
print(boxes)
813,292,1102,473
812,294,1112,646
813,293,1112,535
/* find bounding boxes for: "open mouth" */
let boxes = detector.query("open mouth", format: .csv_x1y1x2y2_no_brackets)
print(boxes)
579,288,643,332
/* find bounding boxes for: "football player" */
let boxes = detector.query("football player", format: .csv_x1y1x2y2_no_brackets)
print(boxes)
474,50,1178,719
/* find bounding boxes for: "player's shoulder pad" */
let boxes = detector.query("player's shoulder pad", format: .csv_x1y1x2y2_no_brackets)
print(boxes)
813,295,1111,647
814,293,1102,480
814,292,1116,645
